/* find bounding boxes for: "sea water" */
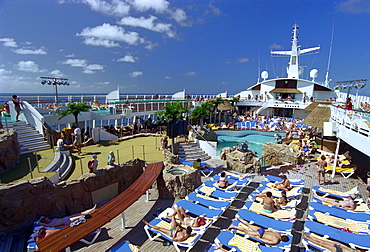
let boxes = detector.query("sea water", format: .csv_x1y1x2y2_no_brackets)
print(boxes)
216,130,286,158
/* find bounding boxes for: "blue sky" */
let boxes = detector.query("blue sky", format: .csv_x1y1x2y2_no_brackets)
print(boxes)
1,0,370,96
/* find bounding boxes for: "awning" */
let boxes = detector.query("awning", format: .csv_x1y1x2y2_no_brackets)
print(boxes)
269,88,302,94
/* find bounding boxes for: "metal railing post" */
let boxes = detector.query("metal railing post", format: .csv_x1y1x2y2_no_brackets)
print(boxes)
142,145,145,160
28,157,33,179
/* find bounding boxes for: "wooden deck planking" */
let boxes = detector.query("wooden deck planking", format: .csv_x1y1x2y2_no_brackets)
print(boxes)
69,156,367,252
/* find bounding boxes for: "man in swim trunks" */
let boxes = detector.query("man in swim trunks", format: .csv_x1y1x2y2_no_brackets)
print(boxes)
303,233,360,252
313,192,356,211
228,217,289,245
142,216,192,242
315,155,327,185
274,175,291,191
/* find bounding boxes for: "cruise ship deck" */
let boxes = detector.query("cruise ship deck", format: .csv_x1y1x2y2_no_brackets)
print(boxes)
68,156,368,252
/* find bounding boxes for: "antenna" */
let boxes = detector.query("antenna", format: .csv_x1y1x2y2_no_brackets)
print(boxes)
325,21,335,87
257,50,261,83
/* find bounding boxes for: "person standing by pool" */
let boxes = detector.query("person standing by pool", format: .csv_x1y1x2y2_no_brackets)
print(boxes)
315,155,327,185
12,95,21,122
71,125,82,155
107,151,115,166
160,135,168,150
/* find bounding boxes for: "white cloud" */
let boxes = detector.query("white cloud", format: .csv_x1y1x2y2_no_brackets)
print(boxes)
237,58,250,63
132,0,169,13
13,48,47,55
0,38,17,47
17,61,41,72
77,23,145,47
337,0,370,14
118,15,176,38
63,58,88,67
0,68,12,75
85,64,104,70
50,70,64,76
66,53,75,57
270,43,283,50
96,81,110,85
169,8,188,26
164,76,171,79
117,55,137,62
183,71,196,76
145,41,158,50
129,71,143,77
82,0,130,17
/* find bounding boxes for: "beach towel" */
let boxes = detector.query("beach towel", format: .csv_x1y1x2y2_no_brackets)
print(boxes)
228,233,262,252
247,201,296,219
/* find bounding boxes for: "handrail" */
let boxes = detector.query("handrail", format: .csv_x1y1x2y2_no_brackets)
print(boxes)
191,125,217,150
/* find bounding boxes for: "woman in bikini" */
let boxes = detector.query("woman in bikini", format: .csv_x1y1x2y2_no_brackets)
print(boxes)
275,191,288,207
274,175,291,191
167,206,207,228
217,172,229,189
262,191,276,213
38,205,96,227
313,192,356,211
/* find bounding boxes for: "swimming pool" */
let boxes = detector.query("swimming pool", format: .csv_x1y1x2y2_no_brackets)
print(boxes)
215,130,286,158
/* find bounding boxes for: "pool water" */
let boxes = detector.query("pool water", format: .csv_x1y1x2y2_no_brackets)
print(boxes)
216,130,286,158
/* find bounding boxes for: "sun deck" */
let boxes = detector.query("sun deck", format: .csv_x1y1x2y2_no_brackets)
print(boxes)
69,156,367,252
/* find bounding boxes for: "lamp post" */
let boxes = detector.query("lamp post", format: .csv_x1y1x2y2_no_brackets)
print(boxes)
40,77,70,105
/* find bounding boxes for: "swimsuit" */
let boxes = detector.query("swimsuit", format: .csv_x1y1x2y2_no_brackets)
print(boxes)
336,200,342,207
184,217,195,226
257,228,265,238
262,208,273,213
169,228,175,237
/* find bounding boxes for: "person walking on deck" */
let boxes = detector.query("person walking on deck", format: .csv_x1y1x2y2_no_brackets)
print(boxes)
12,95,21,122
315,155,327,185
71,125,82,155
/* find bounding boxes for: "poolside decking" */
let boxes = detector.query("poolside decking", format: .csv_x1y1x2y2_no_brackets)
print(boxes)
70,155,367,252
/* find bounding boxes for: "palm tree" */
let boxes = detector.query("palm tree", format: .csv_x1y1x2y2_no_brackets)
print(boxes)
59,102,92,126
190,100,213,125
155,101,190,123
210,97,224,123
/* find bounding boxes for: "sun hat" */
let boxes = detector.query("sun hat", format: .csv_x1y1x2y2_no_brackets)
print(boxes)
281,175,287,179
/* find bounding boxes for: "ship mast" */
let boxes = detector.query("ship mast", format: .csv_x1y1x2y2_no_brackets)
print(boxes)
271,24,320,79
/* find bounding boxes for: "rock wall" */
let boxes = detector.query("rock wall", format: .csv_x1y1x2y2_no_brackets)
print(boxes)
262,142,302,165
157,150,202,199
0,129,21,173
0,158,146,236
220,147,261,174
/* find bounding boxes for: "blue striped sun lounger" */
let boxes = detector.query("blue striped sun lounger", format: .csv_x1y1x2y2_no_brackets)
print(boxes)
236,209,293,232
195,184,238,200
215,230,282,252
186,192,231,210
230,219,292,248
265,175,304,185
174,199,223,220
203,180,242,192
312,185,358,199
143,218,203,252
109,241,140,252
310,202,370,222
254,183,303,200
211,174,249,187
307,209,370,234
305,220,370,250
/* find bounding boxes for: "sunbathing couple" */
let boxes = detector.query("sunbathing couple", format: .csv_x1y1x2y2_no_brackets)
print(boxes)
228,217,289,245
313,191,356,211
143,206,207,242
303,233,360,252
253,191,288,213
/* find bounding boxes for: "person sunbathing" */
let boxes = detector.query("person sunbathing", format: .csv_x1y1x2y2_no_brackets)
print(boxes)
142,216,192,242
38,205,96,227
302,233,360,252
228,217,289,245
275,191,288,207
273,175,291,191
35,228,59,242
313,192,356,211
252,191,276,213
192,158,208,170
167,206,207,228
217,172,229,189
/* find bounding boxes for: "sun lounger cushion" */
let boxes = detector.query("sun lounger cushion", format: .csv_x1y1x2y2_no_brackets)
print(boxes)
174,200,223,219
244,201,296,220
237,209,293,232
196,185,238,200
312,186,358,199
310,202,370,222
186,192,231,210
109,240,140,252
305,220,370,250
308,209,370,234
265,175,304,185
203,180,241,192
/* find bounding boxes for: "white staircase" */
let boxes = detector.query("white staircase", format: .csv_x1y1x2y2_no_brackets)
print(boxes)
5,121,50,154
177,142,211,161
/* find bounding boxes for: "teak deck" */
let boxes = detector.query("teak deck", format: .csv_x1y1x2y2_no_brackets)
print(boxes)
36,162,164,252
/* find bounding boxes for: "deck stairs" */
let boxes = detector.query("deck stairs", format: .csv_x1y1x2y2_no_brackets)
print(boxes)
177,142,211,161
5,121,50,155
